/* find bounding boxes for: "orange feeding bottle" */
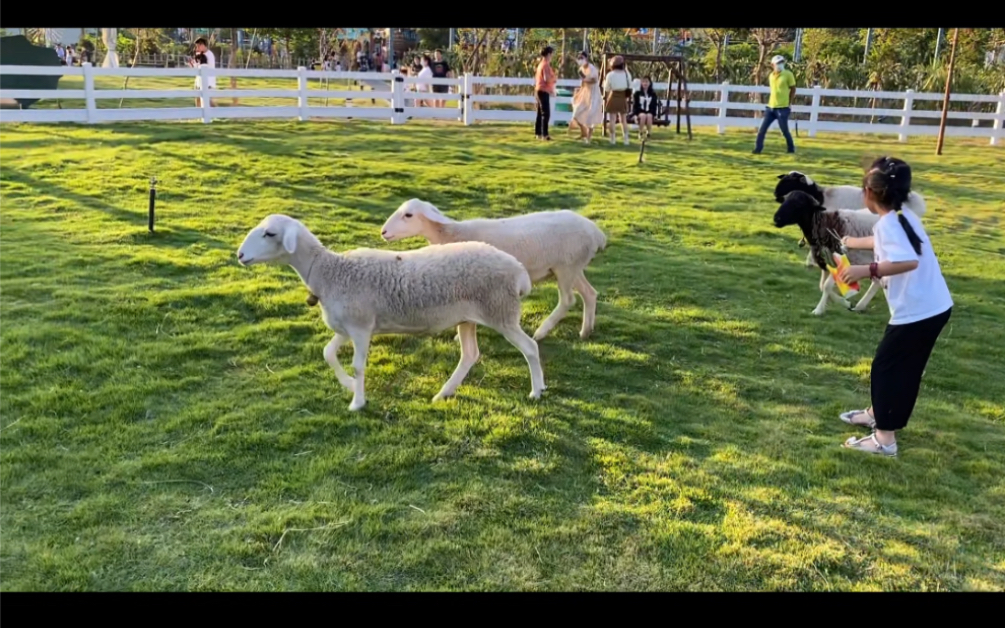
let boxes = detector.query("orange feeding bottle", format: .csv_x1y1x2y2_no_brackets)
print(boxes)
826,251,860,298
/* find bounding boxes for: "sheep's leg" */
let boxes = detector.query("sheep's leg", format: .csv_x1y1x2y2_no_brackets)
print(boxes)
433,322,480,402
323,333,355,392
498,325,545,399
533,270,576,341
347,329,372,411
852,279,881,312
574,271,599,339
812,275,835,316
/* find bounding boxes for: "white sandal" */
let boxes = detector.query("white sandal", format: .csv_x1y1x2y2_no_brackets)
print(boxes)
842,433,898,457
840,409,876,429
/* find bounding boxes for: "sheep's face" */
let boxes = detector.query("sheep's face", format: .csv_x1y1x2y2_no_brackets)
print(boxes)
381,198,451,242
773,191,821,228
238,214,300,266
774,171,816,203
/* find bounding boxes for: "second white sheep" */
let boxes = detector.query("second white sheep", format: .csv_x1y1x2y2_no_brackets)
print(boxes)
380,199,607,341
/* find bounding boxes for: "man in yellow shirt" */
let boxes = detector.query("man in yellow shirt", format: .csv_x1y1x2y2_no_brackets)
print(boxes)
753,55,797,154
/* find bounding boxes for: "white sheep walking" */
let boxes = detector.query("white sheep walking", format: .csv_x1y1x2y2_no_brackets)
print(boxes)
380,199,607,341
237,214,546,411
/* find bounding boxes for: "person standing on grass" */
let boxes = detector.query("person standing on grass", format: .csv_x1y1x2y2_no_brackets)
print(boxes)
430,49,451,107
191,37,216,108
752,55,796,155
534,46,557,141
603,55,632,145
571,51,602,144
417,55,434,108
836,157,953,457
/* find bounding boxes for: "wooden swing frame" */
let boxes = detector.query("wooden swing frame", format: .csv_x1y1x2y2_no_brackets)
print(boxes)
598,52,692,140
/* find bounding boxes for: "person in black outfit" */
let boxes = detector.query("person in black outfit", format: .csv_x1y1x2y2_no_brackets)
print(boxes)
631,76,659,140
430,49,450,107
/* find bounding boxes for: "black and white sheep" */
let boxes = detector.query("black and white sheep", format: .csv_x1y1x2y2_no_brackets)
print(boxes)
772,191,884,316
774,171,927,267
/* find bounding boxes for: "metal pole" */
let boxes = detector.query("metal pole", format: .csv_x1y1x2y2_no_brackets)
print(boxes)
148,177,157,232
653,28,658,54
794,28,803,62
583,28,588,53
934,28,944,65
515,28,520,50
449,28,455,48
863,28,873,64
936,28,960,155
387,29,394,69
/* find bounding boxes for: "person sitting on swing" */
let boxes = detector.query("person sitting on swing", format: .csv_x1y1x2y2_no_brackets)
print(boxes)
632,76,659,141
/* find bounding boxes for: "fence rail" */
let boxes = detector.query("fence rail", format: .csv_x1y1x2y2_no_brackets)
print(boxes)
1,64,1003,145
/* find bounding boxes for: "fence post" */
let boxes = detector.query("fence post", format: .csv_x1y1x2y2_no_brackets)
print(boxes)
899,89,914,143
991,90,1004,146
716,81,729,134
297,66,308,121
462,74,473,125
390,70,404,124
82,62,96,123
200,65,211,124
808,84,822,138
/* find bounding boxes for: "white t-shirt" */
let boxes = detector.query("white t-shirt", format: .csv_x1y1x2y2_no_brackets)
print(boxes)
873,209,953,325
194,49,217,89
417,66,432,92
604,69,632,93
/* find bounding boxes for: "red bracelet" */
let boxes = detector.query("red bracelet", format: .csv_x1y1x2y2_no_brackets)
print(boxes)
869,262,880,279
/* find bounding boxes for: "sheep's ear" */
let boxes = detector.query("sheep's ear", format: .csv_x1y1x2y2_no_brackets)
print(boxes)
416,201,451,225
282,225,298,254
777,174,786,180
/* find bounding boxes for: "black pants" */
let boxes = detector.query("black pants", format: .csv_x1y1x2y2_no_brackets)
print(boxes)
871,307,951,431
535,90,551,138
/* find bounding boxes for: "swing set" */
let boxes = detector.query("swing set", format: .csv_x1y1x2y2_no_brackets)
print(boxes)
597,52,693,141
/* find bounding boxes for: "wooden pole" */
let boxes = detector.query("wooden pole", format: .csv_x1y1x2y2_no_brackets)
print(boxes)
935,27,959,156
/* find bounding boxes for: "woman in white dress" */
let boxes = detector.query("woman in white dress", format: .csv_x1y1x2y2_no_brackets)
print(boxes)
571,51,603,144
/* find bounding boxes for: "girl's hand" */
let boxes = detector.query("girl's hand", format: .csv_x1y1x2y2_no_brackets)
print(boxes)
839,265,870,284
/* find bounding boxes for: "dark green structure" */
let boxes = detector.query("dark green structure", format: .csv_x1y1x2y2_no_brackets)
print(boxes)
0,35,62,109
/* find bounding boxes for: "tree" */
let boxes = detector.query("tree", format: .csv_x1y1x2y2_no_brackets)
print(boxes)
703,28,748,82
750,28,787,84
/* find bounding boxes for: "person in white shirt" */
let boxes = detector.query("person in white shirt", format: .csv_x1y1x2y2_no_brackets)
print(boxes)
603,55,632,145
416,55,433,108
837,157,953,457
191,37,216,107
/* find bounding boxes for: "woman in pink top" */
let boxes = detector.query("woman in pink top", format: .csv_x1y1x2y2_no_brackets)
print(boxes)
534,46,556,141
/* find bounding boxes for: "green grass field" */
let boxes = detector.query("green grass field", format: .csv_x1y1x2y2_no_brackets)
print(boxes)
1,120,1004,591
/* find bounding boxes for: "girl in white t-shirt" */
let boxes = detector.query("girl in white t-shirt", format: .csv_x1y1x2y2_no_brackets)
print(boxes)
837,157,953,456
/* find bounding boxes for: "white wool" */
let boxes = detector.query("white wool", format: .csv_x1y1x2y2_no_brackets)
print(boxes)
237,214,545,411
381,199,607,341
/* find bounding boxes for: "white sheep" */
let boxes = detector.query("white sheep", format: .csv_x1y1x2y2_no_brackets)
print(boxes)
380,199,607,341
772,191,886,316
237,214,546,411
773,171,927,267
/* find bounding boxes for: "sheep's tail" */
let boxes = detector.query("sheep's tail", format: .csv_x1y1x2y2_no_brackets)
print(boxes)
587,218,608,253
905,191,927,217
516,266,533,298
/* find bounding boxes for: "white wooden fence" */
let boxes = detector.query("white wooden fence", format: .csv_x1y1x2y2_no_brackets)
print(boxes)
1,64,1003,145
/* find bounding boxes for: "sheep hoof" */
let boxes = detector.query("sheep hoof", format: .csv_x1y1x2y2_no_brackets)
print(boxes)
432,392,452,402
306,293,319,306
532,329,549,341
812,307,826,316
528,390,543,400
348,399,366,411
